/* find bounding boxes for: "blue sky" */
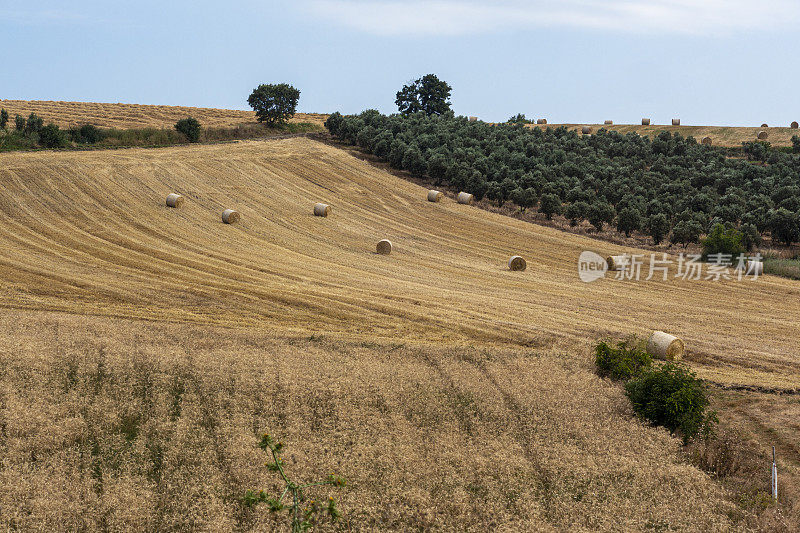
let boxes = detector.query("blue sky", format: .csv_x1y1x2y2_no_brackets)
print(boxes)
2,1,798,126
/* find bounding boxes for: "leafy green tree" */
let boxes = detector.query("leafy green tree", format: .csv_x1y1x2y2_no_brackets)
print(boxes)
38,123,65,148
510,187,537,212
792,135,800,154
768,208,800,246
564,201,589,227
14,115,25,132
0,108,7,130
539,193,563,220
395,74,452,116
324,112,344,136
24,113,43,136
175,117,201,142
616,207,642,237
247,83,301,125
588,201,615,232
507,113,532,125
645,213,670,245
670,220,702,247
701,223,745,259
739,223,762,251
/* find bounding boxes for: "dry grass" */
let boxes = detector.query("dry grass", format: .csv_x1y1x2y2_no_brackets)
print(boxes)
0,100,328,129
0,136,798,529
527,123,800,148
0,310,745,532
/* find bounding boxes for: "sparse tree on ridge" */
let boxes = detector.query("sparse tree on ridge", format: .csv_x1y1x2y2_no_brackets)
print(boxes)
396,74,452,116
248,83,301,126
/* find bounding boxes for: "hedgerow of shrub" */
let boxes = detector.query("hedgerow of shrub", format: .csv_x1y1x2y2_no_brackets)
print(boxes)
594,337,652,381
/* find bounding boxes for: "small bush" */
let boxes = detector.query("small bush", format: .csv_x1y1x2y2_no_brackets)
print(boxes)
594,337,652,381
24,113,44,137
38,123,66,148
701,223,745,260
625,363,717,443
14,114,25,132
0,108,7,130
175,117,201,142
77,124,104,144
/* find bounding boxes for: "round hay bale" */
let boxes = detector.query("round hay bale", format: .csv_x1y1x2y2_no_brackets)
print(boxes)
646,331,685,361
376,239,393,255
642,118,651,125
791,121,799,129
604,120,613,125
314,203,331,217
746,260,764,276
468,116,478,122
457,192,474,205
761,123,769,128
508,255,526,271
672,119,680,126
758,131,768,140
221,209,240,224
537,119,547,125
606,255,629,271
701,136,712,146
427,190,443,202
165,193,184,208
581,126,592,135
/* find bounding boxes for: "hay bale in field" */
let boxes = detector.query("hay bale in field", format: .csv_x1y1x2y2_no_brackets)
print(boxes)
642,118,651,125
606,255,629,271
761,123,769,128
508,255,527,271
791,121,799,129
376,239,393,255
537,119,547,124
314,203,331,217
457,192,474,205
646,331,685,361
581,126,592,135
604,120,613,125
427,190,443,202
165,193,184,208
758,131,768,140
746,260,764,276
468,116,478,122
221,209,240,224
672,119,680,126
701,136,712,145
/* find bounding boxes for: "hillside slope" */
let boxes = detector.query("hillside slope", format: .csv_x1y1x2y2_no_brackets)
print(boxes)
1,138,798,530
0,99,328,129
0,137,797,387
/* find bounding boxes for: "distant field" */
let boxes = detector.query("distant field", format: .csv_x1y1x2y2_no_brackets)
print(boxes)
0,99,329,129
529,122,800,148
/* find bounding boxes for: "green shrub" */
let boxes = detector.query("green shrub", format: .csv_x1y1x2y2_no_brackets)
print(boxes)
175,117,201,142
24,113,43,137
594,337,652,381
791,135,799,154
14,115,25,132
625,363,717,443
701,223,745,260
0,108,7,130
38,123,66,148
79,124,104,144
539,193,562,220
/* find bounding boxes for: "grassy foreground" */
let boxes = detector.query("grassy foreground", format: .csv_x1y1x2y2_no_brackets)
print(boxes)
0,310,742,532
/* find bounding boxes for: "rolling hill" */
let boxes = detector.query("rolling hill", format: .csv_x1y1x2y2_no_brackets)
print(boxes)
0,136,797,530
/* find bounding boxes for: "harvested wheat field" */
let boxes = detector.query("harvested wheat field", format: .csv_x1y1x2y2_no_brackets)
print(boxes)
529,122,800,148
0,100,328,129
0,137,798,531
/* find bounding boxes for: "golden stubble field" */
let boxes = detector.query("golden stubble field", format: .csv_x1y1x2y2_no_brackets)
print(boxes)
0,100,328,129
0,137,798,530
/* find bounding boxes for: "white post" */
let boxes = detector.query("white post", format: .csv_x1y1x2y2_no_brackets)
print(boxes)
772,446,778,501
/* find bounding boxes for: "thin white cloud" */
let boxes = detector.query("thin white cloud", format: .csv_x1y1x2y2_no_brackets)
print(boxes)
305,0,800,36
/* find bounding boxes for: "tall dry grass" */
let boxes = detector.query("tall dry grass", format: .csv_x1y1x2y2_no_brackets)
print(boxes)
0,310,744,532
